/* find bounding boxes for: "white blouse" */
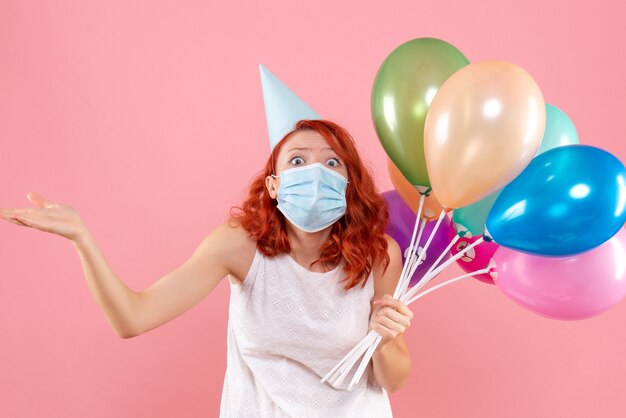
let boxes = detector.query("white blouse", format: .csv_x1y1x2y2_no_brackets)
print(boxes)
219,247,393,417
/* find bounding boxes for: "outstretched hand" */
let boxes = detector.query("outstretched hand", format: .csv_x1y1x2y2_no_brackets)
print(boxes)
0,192,88,243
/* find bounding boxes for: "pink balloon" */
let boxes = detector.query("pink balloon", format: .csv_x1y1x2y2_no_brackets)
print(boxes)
492,227,626,320
448,222,498,285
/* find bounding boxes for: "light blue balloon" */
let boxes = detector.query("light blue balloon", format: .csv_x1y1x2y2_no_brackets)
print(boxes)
486,145,626,256
536,104,579,156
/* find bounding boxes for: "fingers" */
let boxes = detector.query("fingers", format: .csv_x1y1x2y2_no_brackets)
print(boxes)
370,321,397,338
1,211,45,230
0,210,30,227
0,209,21,223
12,217,30,227
377,315,406,333
370,293,413,339
373,294,414,319
370,316,406,345
0,191,56,220
376,306,411,328
9,213,33,227
27,192,54,208
0,208,37,220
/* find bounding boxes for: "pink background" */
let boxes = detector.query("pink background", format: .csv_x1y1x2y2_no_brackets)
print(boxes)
1,1,625,417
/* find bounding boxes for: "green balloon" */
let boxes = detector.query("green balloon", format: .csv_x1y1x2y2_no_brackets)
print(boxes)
371,38,469,189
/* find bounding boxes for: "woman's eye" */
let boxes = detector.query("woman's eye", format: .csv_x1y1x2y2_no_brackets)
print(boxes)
327,158,341,167
290,156,304,165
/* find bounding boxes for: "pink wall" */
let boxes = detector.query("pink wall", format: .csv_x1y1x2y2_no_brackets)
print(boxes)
1,1,625,417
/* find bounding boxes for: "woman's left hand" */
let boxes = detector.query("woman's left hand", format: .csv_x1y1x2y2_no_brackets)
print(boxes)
369,294,414,347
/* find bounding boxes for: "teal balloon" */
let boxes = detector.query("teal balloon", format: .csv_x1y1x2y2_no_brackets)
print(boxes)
536,104,579,156
453,191,500,236
453,103,580,237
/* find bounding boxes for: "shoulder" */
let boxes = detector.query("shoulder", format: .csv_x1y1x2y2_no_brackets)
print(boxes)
201,216,254,253
220,216,255,245
373,234,403,279
194,217,256,272
216,217,258,284
371,234,403,300
383,234,402,264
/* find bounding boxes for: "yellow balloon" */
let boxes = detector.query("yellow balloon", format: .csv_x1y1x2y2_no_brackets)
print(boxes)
423,61,546,209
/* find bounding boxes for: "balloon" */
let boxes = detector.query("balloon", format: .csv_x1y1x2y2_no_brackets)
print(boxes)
423,60,546,209
486,145,626,256
448,221,498,285
372,38,469,189
492,227,626,320
452,103,578,236
382,190,451,287
536,104,579,156
452,191,501,237
387,158,447,221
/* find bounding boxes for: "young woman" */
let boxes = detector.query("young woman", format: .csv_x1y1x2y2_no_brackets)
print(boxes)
0,119,414,417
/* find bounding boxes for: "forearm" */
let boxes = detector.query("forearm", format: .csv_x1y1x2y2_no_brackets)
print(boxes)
371,337,411,393
72,229,139,338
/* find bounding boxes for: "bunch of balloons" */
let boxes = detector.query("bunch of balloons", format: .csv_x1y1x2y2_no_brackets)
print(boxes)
374,37,626,321
323,37,626,391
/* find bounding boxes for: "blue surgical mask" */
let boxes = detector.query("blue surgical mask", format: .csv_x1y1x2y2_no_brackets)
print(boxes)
271,163,349,233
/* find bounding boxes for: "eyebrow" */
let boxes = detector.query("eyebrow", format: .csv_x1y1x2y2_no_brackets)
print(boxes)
288,147,335,152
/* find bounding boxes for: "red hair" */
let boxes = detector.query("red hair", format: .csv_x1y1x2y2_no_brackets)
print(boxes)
229,120,390,291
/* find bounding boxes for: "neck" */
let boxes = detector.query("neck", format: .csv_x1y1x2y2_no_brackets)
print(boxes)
286,222,332,261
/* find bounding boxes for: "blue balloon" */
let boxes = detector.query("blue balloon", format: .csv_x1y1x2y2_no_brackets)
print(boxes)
486,145,626,256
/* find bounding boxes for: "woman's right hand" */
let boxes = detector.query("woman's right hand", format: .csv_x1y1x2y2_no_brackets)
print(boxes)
0,192,89,244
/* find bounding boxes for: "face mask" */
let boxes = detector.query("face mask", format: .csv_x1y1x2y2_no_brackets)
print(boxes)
271,163,349,233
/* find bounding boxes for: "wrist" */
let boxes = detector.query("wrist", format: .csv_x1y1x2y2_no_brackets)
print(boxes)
72,227,94,250
375,337,397,355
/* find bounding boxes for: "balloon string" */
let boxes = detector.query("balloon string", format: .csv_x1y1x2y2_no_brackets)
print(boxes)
400,194,425,288
397,219,427,297
327,208,447,387
342,262,492,390
348,334,383,390
320,330,376,384
400,234,459,302
323,199,489,388
402,232,459,300
348,265,493,390
332,331,376,386
405,267,492,305
393,193,425,299
347,264,492,390
425,236,485,281
323,196,424,387
330,331,380,386
402,237,485,303
408,218,428,276
323,229,488,388
397,210,448,298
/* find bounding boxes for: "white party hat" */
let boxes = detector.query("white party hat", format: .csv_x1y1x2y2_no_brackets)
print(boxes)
259,64,321,151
